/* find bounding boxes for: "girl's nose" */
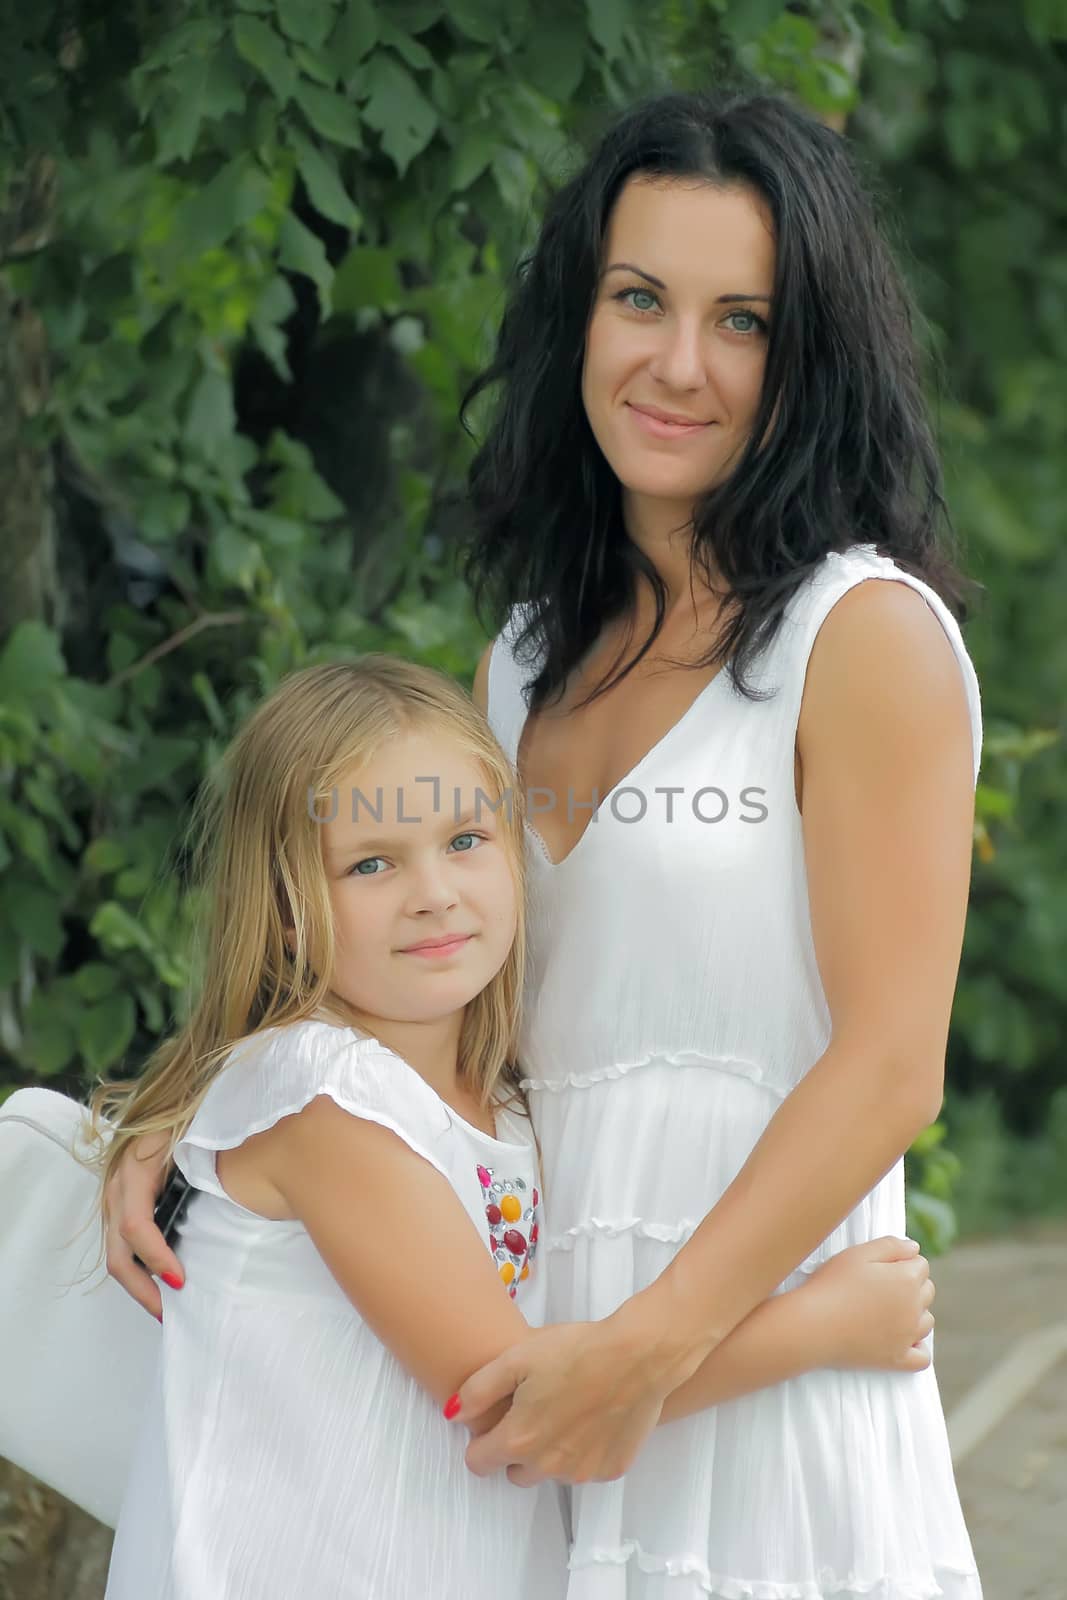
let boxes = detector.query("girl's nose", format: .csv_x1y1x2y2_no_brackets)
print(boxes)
407,861,458,916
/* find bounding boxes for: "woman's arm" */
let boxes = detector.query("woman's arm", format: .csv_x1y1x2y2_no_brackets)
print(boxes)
459,581,975,1484
103,1135,181,1317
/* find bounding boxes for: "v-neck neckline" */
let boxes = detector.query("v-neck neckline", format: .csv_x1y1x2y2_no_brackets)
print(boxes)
518,663,731,870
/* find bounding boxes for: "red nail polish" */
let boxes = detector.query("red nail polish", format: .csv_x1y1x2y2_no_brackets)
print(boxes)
161,1271,184,1290
154,1312,163,1324
443,1393,461,1420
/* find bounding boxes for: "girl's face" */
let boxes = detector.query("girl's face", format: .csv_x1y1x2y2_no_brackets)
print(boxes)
581,177,775,523
318,729,518,1032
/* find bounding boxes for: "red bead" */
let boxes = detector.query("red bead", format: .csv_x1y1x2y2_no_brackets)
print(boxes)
476,1165,491,1188
503,1228,527,1256
485,1203,502,1226
532,1189,539,1207
491,1236,502,1252
508,1286,517,1299
530,1222,539,1244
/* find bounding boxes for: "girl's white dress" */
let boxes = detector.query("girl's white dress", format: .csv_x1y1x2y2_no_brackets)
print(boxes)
104,1019,568,1599
488,546,984,1600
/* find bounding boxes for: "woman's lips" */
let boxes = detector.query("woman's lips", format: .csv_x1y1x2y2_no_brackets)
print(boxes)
627,403,712,440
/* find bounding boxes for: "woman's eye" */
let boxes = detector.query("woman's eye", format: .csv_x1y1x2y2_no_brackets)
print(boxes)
724,309,766,335
617,287,660,314
350,857,387,876
449,832,483,853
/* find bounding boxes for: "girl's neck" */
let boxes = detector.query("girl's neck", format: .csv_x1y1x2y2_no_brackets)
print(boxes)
331,997,466,1104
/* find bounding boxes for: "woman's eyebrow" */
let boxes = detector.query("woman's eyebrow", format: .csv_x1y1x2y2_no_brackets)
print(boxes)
601,263,771,303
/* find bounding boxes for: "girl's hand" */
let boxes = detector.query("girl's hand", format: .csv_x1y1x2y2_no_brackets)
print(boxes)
804,1236,934,1372
104,1134,182,1318
455,1311,674,1487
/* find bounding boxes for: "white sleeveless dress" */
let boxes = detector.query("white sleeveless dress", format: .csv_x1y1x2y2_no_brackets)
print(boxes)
104,1018,569,1599
488,547,983,1600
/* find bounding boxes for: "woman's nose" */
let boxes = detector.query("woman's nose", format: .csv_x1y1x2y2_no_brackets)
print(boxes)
648,318,707,392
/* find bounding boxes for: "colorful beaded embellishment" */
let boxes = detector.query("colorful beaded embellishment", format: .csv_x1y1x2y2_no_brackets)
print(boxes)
476,1164,540,1299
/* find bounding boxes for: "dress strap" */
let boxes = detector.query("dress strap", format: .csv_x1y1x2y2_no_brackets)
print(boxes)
768,547,983,785
486,603,540,767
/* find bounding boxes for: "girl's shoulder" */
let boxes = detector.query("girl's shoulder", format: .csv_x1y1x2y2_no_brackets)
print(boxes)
175,1020,457,1198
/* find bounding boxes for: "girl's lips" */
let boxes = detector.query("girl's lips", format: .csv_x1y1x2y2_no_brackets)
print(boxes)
401,935,473,959
627,403,711,440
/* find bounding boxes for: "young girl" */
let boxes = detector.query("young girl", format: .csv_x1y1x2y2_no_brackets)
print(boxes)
92,655,934,1599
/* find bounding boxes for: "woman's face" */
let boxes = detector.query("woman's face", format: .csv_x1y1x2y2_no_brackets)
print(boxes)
582,177,776,522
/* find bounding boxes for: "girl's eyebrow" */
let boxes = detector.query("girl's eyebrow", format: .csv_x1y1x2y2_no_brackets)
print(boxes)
601,262,771,303
325,810,487,855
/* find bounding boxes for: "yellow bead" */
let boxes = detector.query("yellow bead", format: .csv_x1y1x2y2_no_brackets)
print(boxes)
520,1264,530,1281
501,1194,521,1222
499,1262,516,1286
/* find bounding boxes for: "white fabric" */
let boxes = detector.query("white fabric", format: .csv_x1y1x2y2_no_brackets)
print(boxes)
105,1018,567,1599
488,547,983,1599
0,1088,160,1526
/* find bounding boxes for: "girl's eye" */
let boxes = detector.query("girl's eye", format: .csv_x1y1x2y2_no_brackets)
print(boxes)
615,287,660,314
723,309,767,336
350,857,387,876
449,833,483,853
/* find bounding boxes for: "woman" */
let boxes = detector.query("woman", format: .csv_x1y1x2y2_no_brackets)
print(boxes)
106,90,981,1598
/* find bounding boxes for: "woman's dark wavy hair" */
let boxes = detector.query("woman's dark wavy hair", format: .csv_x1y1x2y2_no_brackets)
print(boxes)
461,87,972,707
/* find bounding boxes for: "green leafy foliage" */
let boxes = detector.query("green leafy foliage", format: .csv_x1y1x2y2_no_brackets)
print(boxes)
0,0,1064,1246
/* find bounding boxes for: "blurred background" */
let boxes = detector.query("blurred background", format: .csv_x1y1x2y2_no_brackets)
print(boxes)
0,0,1064,1593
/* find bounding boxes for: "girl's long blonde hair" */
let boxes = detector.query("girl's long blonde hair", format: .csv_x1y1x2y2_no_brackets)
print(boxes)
88,656,528,1191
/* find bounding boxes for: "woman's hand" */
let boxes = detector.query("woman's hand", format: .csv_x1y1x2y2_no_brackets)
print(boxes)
454,1302,685,1487
803,1236,934,1372
104,1133,182,1318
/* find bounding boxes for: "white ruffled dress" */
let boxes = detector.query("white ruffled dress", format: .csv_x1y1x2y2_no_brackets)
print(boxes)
488,547,984,1599
104,1019,568,1599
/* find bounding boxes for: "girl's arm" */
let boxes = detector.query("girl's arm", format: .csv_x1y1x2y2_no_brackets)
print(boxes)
459,581,974,1484
262,1095,529,1408
658,1236,933,1423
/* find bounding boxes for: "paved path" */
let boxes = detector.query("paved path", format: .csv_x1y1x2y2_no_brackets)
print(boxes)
934,1221,1067,1600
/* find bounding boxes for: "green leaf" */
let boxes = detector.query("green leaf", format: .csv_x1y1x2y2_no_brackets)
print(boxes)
185,369,238,460
24,772,80,849
154,48,247,164
233,14,296,102
275,0,337,48
211,525,261,589
512,16,587,99
584,0,629,59
442,0,498,42
332,246,402,311
25,993,78,1077
360,52,438,176
169,155,275,256
5,878,65,960
721,0,789,44
0,921,19,987
278,212,334,313
79,992,137,1073
290,134,361,228
294,81,364,147
0,621,65,707
376,19,435,71
74,962,122,1001
448,130,496,192
90,901,156,956
84,837,127,874
330,0,378,77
